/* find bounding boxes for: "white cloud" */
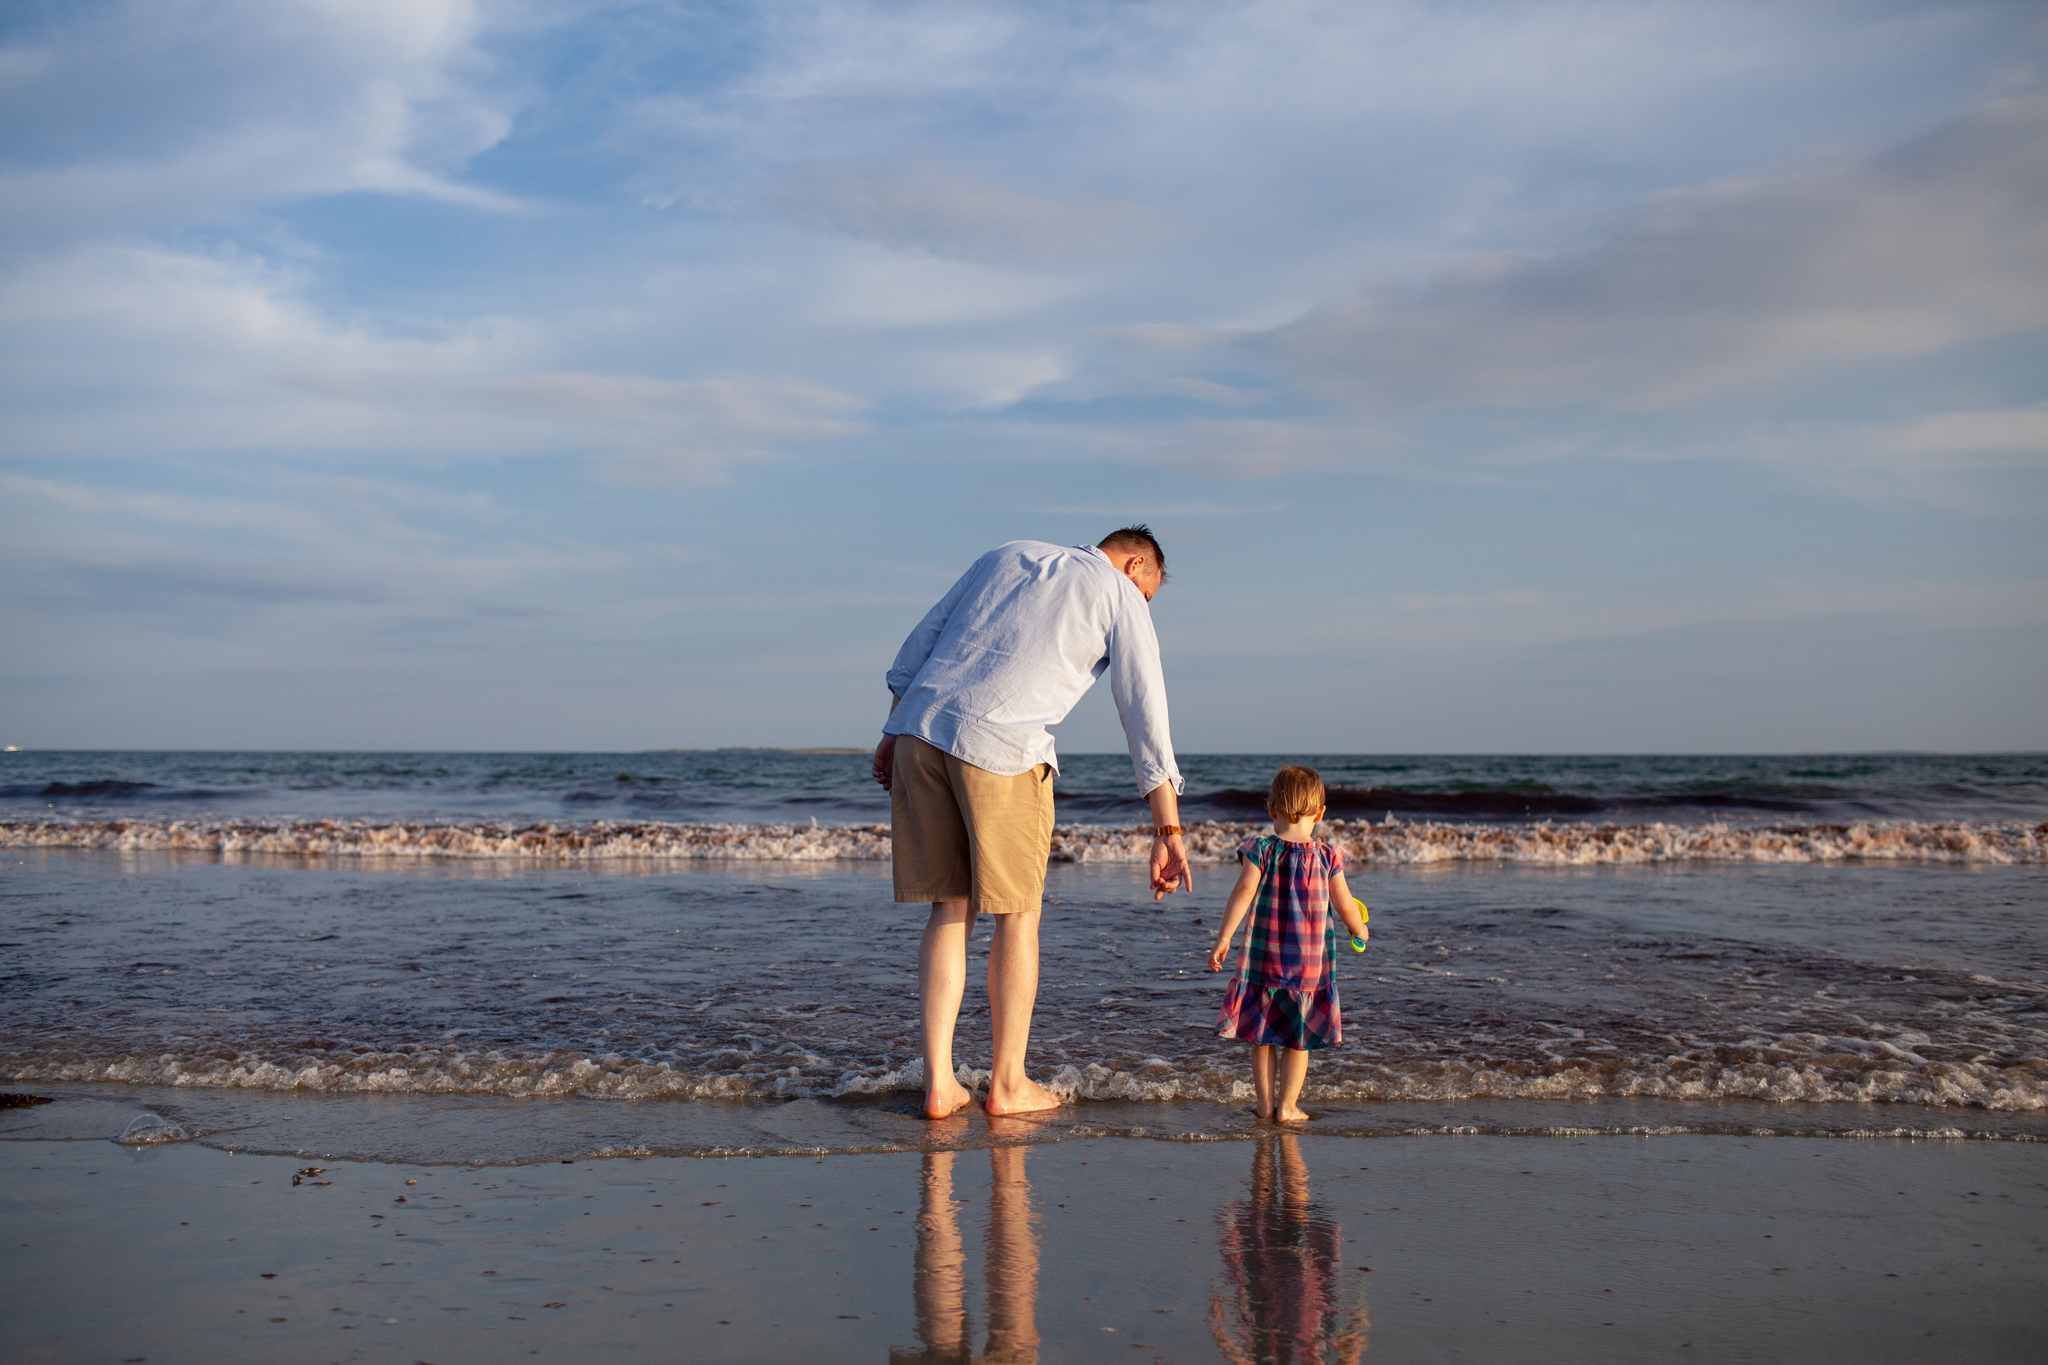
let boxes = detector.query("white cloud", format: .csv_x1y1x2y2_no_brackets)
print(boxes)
1184,573,2048,662
1033,500,1289,519
1151,418,1358,477
1271,94,2048,409
1895,405,2048,456
905,348,1070,410
0,43,54,86
1097,323,1237,354
811,247,1075,328
1160,377,1267,408
0,466,588,623
0,243,866,475
765,162,1173,262
1682,406,2048,513
0,0,525,239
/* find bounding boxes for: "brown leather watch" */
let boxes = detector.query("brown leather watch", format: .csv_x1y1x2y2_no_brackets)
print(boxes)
1152,825,1183,837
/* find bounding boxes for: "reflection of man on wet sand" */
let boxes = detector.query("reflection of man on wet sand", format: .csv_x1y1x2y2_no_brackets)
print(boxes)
1210,1131,1368,1365
890,1145,1042,1365
873,528,1193,1118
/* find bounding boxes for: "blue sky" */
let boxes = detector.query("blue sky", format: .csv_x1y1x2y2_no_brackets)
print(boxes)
2,0,2043,753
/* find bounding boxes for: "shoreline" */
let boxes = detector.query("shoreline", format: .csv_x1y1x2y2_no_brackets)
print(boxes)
7,1088,2044,1169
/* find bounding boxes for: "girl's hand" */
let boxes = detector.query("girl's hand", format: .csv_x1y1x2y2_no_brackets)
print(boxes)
1208,861,1261,974
1329,871,1367,944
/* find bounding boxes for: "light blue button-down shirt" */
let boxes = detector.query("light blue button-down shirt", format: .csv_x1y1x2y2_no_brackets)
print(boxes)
884,541,1183,797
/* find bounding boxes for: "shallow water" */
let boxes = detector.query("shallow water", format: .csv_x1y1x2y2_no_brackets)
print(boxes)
5,851,2042,1156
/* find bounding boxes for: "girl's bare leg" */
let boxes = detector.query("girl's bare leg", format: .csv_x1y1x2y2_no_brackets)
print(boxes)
1251,1044,1276,1120
1275,1047,1312,1123
984,909,1059,1116
919,900,978,1118
1275,1129,1309,1205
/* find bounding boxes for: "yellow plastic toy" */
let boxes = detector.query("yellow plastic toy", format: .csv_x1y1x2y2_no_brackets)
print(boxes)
1350,898,1370,952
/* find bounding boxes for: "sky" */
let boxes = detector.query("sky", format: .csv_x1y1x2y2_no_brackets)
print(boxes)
1,0,2044,755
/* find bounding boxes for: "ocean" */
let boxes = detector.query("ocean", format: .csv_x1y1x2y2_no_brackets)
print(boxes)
4,750,2044,1161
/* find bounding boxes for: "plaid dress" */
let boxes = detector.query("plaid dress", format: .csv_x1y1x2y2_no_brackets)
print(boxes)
1215,835,1344,1051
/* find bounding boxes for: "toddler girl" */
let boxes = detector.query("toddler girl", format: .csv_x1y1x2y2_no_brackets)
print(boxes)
1208,764,1368,1123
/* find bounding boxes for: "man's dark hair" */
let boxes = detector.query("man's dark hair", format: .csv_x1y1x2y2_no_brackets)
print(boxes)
1098,524,1167,581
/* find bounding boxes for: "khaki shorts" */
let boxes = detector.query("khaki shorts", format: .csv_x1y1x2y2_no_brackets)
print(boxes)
891,734,1055,915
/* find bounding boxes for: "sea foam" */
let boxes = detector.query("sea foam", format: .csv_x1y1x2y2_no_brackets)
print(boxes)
9,1030,2042,1113
4,816,2040,864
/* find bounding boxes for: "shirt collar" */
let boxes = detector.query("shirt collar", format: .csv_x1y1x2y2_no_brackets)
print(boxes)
1082,543,1146,601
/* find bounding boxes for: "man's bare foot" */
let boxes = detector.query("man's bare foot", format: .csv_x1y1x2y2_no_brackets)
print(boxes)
983,1075,1061,1116
923,1078,975,1120
1275,1105,1312,1124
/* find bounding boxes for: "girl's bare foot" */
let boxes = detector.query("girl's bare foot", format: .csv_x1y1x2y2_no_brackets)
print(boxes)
1275,1105,1312,1124
923,1078,975,1119
983,1074,1060,1116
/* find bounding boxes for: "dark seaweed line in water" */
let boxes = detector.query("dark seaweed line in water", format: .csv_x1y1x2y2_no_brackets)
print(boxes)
3,817,2043,864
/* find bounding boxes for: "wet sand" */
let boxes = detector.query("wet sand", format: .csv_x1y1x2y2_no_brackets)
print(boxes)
4,1104,2044,1363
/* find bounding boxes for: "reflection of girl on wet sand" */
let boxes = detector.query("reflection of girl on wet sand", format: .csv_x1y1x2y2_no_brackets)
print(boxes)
1210,1131,1368,1365
891,1144,1041,1365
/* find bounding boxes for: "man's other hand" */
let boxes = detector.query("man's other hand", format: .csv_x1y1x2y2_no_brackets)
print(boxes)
1151,832,1191,899
872,734,898,790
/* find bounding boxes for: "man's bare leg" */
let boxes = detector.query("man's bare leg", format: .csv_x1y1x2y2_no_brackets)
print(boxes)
982,1144,1042,1362
911,1151,969,1358
920,899,978,1118
983,908,1060,1115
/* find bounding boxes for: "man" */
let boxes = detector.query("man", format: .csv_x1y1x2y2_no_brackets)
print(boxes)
872,527,1193,1118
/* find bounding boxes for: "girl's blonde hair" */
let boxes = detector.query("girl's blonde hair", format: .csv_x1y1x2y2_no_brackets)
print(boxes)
1267,764,1325,821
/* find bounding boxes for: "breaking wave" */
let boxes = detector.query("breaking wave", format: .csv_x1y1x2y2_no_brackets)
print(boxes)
4,816,2041,864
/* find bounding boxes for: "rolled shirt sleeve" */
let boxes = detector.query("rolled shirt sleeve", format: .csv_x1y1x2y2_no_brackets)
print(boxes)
1108,594,1184,796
